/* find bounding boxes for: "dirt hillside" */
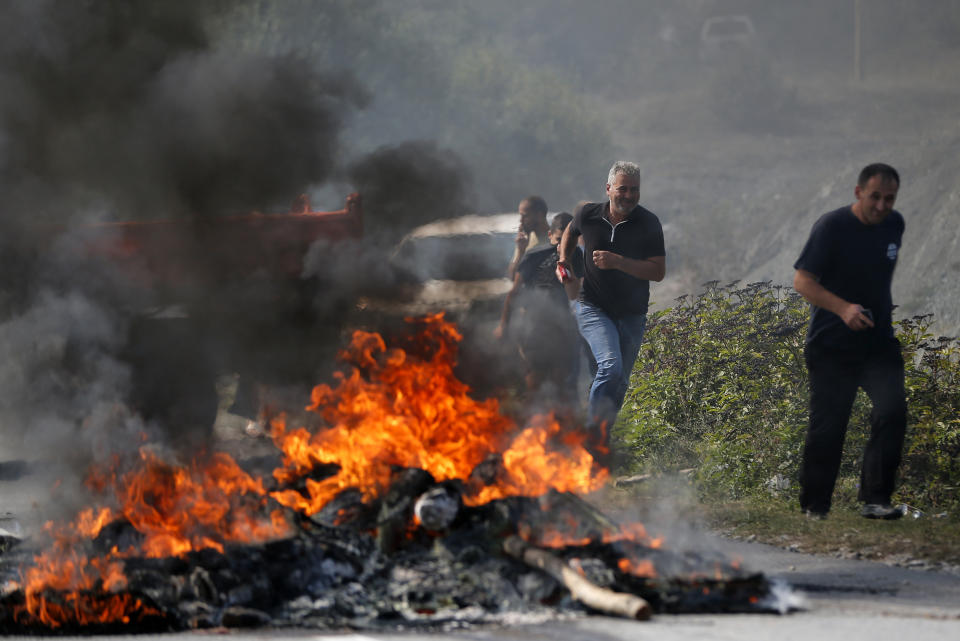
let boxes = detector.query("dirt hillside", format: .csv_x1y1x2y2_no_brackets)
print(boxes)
601,52,960,334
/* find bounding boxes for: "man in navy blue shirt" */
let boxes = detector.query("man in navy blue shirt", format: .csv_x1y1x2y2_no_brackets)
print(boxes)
793,163,906,521
557,162,666,463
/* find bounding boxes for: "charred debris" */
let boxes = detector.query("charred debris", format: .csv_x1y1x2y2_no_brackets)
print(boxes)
1,315,781,633
1,466,775,634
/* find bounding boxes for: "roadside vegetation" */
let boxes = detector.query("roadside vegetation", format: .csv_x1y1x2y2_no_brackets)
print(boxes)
614,281,960,564
608,477,960,571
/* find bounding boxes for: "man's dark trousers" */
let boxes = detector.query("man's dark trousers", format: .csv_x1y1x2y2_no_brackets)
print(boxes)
799,340,907,514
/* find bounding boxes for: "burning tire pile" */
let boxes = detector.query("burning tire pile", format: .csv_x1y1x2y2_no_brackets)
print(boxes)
0,314,776,633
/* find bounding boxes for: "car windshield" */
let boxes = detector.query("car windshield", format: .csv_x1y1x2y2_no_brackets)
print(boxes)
702,15,755,41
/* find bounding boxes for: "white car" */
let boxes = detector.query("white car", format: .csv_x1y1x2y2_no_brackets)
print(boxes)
364,212,520,319
360,209,583,326
699,14,756,61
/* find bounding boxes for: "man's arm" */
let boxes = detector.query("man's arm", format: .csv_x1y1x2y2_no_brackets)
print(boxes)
506,226,530,279
592,252,665,282
555,224,580,282
793,268,874,330
493,272,524,339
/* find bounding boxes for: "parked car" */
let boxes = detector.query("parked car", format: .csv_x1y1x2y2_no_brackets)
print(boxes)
353,211,540,394
699,14,756,62
363,212,520,319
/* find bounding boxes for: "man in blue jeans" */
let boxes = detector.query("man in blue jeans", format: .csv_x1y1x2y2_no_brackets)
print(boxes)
556,161,666,463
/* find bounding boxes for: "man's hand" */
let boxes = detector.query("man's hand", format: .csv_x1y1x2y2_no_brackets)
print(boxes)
841,303,875,331
493,323,505,340
555,261,571,283
794,269,874,331
592,250,619,270
515,226,530,254
592,251,666,281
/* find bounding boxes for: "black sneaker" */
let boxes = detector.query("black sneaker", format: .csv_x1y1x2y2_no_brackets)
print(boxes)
804,509,828,520
861,503,904,520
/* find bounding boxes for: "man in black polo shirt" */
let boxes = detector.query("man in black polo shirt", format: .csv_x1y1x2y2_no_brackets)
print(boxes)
793,163,906,521
556,161,666,458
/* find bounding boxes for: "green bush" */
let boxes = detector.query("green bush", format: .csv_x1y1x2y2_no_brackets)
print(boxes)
898,315,960,509
616,281,960,514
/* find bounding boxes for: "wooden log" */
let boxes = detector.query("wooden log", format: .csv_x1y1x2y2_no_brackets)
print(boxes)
503,535,652,621
613,473,652,488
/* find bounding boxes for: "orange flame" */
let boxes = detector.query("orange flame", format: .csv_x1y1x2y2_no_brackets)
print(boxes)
17,546,157,628
618,557,658,578
112,449,289,557
18,313,616,628
519,516,656,549
518,514,662,580
16,449,288,627
270,313,607,513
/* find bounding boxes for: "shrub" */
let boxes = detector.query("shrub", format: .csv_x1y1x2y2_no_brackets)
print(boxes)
616,281,960,514
897,315,960,509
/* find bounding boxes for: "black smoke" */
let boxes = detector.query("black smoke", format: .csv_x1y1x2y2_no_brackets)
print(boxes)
346,140,471,234
0,0,449,481
0,1,366,226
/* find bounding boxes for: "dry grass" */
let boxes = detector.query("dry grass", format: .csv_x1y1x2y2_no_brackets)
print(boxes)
600,475,960,574
703,500,960,572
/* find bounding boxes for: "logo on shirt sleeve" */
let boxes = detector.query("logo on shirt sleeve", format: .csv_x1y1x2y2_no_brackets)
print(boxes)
886,243,899,261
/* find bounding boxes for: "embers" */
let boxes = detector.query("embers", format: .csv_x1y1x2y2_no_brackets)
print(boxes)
0,470,778,633
0,314,780,632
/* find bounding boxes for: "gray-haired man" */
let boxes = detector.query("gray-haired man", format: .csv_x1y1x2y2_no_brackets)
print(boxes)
557,162,666,461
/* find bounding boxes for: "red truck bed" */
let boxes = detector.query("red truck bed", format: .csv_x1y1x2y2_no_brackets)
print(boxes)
73,193,363,294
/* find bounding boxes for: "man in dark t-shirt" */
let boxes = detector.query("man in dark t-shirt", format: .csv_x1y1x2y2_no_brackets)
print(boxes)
557,162,666,459
495,212,582,395
507,195,551,279
793,162,907,521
